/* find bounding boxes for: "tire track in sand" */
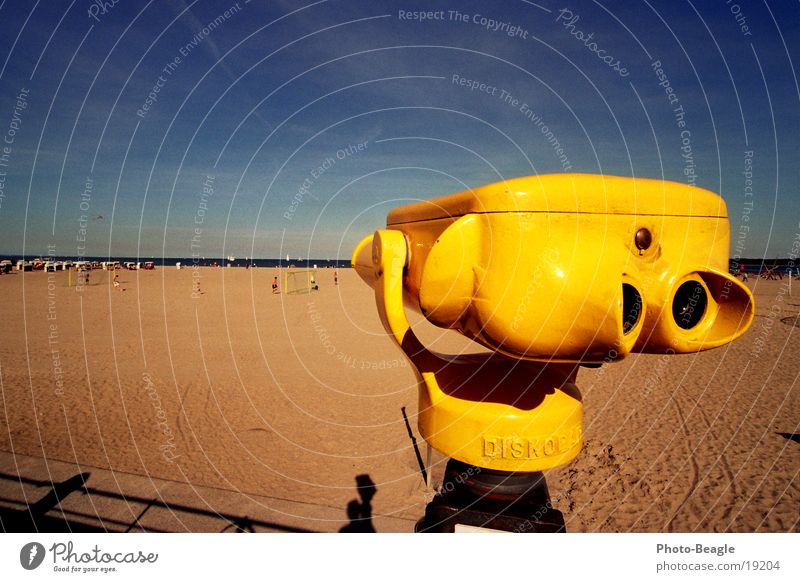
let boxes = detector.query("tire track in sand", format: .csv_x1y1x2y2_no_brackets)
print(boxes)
666,394,700,532
690,396,739,529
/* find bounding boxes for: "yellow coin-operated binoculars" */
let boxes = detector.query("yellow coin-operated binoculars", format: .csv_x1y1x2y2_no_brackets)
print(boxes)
352,174,754,532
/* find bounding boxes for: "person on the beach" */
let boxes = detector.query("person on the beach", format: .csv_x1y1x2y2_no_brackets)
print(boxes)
739,264,748,282
113,273,120,290
272,276,279,294
334,270,338,285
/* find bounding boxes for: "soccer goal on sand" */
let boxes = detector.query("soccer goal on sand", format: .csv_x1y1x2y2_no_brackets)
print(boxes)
284,268,319,294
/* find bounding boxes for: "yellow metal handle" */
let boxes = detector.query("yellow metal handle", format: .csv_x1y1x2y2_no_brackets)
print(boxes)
372,230,412,348
354,229,583,472
353,230,428,361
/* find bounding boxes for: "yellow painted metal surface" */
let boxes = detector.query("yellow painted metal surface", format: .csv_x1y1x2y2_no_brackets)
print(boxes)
356,228,582,471
353,174,754,471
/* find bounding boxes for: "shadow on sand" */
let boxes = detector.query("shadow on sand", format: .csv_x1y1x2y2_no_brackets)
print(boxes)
401,406,428,485
0,472,316,533
339,474,376,533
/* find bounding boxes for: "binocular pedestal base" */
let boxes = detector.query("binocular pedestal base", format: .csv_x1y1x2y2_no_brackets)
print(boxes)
416,459,566,533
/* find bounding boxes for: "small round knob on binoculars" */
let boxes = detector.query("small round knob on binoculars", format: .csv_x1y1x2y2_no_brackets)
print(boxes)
635,227,652,252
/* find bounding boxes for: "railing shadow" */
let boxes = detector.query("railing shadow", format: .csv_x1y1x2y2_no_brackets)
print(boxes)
0,472,316,533
0,472,105,532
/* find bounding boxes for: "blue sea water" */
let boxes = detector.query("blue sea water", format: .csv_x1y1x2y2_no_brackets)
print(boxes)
1,256,351,269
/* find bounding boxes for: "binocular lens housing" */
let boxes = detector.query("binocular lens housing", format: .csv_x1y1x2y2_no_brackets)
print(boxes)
622,283,643,335
672,281,707,330
354,174,754,363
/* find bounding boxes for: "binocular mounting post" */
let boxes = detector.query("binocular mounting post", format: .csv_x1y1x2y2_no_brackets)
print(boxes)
416,459,565,533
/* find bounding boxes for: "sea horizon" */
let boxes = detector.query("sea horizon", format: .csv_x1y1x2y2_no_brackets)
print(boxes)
1,255,351,269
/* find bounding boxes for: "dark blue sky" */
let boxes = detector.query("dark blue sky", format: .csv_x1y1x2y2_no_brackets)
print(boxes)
0,0,797,259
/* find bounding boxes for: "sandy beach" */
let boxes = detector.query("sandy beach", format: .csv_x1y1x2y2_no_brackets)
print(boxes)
0,266,797,532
